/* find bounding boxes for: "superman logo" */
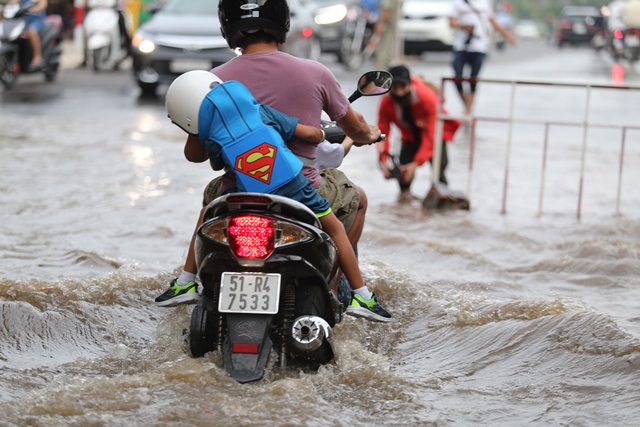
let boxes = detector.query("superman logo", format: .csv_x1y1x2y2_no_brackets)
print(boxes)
235,142,278,185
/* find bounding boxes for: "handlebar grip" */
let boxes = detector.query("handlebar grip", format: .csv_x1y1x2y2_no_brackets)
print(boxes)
377,133,386,142
321,120,346,144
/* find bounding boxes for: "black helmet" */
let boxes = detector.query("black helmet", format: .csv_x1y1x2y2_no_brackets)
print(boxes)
219,0,290,49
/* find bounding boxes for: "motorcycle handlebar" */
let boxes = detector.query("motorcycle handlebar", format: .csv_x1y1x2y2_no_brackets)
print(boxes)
320,120,385,145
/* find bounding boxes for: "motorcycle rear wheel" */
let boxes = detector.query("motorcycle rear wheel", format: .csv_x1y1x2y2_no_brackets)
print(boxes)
138,81,158,97
44,62,60,82
293,284,334,367
189,297,220,357
0,53,18,89
92,46,110,72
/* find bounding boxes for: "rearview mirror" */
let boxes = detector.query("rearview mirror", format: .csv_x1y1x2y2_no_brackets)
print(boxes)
348,71,392,103
358,71,393,96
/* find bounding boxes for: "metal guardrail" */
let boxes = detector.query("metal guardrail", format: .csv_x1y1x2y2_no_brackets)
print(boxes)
432,77,640,219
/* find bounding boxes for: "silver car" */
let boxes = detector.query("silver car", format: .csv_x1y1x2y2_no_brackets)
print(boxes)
130,0,236,96
131,0,322,96
401,0,454,55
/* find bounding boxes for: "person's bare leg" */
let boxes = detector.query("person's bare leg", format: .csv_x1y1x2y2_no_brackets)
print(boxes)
464,92,475,116
346,186,367,249
320,213,365,291
323,212,392,321
182,206,204,276
27,28,42,66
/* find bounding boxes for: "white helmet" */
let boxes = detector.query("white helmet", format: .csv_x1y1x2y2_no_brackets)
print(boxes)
165,70,224,134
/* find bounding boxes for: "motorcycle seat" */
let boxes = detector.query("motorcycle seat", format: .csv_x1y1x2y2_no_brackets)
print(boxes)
39,15,62,41
43,15,62,31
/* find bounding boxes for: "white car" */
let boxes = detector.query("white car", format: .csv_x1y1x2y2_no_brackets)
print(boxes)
401,0,455,55
514,19,541,39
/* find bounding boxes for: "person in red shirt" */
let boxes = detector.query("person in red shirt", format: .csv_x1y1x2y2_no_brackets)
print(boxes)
377,65,458,198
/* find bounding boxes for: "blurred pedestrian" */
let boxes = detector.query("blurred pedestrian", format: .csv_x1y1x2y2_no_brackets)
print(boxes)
619,0,640,29
373,0,401,70
607,0,627,34
448,0,515,117
377,65,460,199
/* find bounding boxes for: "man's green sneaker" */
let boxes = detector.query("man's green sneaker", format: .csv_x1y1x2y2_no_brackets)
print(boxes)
154,279,200,307
346,292,392,322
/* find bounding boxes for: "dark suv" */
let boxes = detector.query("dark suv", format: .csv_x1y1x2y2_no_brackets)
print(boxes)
554,6,599,47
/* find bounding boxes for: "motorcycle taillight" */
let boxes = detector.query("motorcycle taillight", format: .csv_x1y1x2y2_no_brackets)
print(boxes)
228,215,275,259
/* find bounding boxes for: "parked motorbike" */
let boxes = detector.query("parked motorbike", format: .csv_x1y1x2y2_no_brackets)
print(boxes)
0,1,63,89
187,71,393,383
624,28,640,65
590,28,606,52
609,29,625,63
339,5,377,71
83,0,131,72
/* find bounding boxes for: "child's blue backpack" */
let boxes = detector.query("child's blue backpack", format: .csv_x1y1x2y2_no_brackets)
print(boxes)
198,81,303,193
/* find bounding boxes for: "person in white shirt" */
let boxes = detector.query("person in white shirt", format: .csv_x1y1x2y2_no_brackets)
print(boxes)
607,0,626,33
314,138,354,170
619,0,640,29
449,0,515,116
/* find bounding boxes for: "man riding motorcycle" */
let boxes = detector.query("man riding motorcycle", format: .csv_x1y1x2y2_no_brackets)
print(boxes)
619,0,640,29
9,0,47,70
155,0,391,322
618,0,640,62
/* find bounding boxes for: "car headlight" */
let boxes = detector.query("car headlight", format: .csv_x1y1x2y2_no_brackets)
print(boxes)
314,4,348,25
131,31,156,54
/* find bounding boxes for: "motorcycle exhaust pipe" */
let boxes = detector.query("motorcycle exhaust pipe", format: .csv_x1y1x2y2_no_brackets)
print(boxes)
291,316,334,352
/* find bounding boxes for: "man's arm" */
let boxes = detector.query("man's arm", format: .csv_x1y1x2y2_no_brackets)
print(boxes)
374,1,392,35
489,16,516,45
449,17,474,33
376,97,393,161
336,107,381,146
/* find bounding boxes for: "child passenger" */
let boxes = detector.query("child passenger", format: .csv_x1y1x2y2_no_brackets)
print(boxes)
159,70,391,323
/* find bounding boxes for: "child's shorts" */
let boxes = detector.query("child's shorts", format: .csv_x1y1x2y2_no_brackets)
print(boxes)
272,173,331,218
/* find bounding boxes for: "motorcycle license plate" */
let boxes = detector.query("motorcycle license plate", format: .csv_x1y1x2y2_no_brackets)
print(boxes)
218,273,281,314
169,59,212,73
403,31,425,41
572,23,586,35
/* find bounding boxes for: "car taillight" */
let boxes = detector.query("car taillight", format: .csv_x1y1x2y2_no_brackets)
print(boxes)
228,215,275,259
559,20,572,30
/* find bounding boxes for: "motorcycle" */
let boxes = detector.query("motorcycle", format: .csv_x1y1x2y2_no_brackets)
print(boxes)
187,71,393,383
339,5,377,71
590,28,606,52
624,28,640,65
609,28,625,63
0,1,63,89
83,0,131,72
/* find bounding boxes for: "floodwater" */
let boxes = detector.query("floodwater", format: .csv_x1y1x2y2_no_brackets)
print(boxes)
1,41,639,426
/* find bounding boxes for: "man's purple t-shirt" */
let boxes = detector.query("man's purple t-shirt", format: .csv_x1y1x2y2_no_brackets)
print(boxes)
212,51,350,188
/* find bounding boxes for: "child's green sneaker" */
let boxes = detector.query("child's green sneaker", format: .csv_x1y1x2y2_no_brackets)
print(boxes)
154,279,200,307
346,292,392,322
